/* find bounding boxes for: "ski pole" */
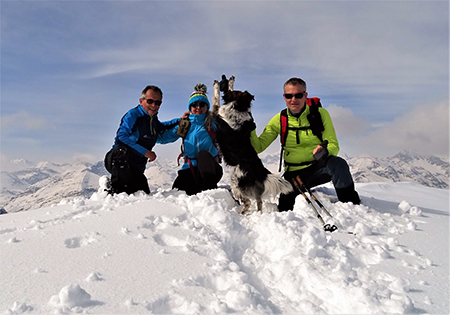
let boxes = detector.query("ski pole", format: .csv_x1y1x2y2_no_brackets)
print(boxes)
291,176,337,232
295,176,333,218
291,177,326,226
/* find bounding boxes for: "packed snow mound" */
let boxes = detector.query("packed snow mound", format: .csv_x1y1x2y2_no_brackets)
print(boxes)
1,178,448,314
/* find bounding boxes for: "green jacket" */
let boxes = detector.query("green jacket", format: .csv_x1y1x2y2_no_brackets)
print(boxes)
250,106,339,172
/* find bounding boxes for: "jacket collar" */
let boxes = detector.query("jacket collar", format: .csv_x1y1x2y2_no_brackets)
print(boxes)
138,104,158,118
288,105,307,118
189,112,207,124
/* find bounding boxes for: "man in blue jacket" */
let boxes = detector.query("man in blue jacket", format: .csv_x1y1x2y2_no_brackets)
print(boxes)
104,85,181,195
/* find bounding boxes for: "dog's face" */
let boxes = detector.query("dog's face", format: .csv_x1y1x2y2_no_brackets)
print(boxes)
223,90,255,112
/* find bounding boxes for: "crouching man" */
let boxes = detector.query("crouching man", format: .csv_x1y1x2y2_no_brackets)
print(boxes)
250,77,361,211
104,85,181,195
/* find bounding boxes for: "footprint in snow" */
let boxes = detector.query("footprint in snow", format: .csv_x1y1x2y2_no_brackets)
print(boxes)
153,234,187,247
64,237,81,248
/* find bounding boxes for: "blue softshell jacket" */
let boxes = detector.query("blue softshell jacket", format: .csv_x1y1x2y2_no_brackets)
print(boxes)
112,105,179,172
161,113,219,170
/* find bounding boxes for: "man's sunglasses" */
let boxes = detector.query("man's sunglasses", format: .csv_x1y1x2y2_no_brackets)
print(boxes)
145,98,162,106
191,102,208,109
284,93,305,99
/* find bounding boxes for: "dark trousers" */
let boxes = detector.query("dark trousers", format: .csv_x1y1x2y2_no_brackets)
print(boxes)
279,156,360,211
104,146,150,195
173,150,223,195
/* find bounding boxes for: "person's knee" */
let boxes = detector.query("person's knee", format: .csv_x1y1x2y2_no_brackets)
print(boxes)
326,156,349,172
197,150,212,161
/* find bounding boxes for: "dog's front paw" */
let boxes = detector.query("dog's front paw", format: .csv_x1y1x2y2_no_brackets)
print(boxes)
242,120,256,132
228,76,235,91
219,75,229,92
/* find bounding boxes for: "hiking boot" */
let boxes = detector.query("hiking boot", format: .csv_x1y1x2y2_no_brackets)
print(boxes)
335,184,361,205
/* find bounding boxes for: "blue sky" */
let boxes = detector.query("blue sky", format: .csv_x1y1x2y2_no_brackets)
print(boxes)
1,1,448,165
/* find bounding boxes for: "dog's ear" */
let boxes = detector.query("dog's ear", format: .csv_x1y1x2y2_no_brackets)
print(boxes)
243,91,255,101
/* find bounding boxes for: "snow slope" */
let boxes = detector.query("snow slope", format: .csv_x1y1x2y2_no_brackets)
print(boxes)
1,179,448,314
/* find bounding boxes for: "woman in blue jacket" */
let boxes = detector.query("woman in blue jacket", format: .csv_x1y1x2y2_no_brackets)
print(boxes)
164,84,223,195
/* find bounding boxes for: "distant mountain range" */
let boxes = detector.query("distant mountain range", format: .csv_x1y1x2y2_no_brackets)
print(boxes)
1,151,448,213
346,152,449,189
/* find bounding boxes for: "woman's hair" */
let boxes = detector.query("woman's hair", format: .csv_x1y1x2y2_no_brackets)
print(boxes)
204,109,214,130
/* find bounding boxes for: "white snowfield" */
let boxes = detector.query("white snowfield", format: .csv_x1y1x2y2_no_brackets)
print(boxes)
1,179,448,314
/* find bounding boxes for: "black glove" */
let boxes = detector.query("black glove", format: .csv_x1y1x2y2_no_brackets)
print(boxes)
313,140,329,161
219,74,229,92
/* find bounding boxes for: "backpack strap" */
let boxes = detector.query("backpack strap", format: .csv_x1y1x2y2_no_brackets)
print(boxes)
306,97,324,142
206,125,222,164
176,119,190,166
280,109,289,147
278,109,289,172
278,108,311,171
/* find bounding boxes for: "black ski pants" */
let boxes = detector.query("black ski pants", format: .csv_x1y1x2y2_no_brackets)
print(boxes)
278,156,360,211
104,146,150,195
173,150,223,195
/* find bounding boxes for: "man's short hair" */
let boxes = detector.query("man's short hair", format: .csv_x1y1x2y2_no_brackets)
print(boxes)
141,85,163,99
283,78,307,92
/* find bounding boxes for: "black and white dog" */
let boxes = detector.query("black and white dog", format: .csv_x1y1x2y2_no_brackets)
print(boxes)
212,77,293,214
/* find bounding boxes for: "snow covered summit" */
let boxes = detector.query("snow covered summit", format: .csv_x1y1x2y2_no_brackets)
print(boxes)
1,179,448,314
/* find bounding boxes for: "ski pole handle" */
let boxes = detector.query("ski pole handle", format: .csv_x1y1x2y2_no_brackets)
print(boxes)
294,176,306,189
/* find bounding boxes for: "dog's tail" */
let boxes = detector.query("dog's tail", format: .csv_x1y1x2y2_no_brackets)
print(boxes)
263,174,294,196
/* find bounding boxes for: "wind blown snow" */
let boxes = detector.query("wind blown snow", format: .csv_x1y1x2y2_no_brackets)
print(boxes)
1,177,448,314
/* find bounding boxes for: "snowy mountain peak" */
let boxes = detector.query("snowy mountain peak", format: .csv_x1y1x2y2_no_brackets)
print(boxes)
0,151,448,213
348,152,448,189
9,158,33,166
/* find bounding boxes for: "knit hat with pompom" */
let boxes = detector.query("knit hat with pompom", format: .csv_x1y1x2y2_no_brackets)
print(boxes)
188,83,210,110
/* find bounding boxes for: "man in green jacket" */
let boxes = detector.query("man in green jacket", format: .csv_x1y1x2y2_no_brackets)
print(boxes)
250,77,360,211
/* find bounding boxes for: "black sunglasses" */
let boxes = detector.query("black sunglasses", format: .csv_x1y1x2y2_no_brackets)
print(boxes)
190,102,207,109
145,98,162,106
284,93,305,99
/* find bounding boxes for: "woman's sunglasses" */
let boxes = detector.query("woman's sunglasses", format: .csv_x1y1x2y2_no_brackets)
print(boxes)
191,102,208,109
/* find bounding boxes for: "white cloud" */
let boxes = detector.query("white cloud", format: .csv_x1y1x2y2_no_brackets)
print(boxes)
1,111,47,136
327,104,370,136
1,1,448,162
337,100,449,158
367,100,449,156
72,2,448,99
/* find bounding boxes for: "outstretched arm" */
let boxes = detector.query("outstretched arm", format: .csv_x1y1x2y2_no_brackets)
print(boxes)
250,114,280,154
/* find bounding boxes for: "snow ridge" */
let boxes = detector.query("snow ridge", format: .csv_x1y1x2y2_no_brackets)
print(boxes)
1,151,448,213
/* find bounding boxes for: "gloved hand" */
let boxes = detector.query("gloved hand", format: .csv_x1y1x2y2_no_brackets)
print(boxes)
313,140,329,161
219,74,229,92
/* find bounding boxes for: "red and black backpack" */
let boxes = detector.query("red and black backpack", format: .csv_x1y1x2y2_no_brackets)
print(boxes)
278,97,324,171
